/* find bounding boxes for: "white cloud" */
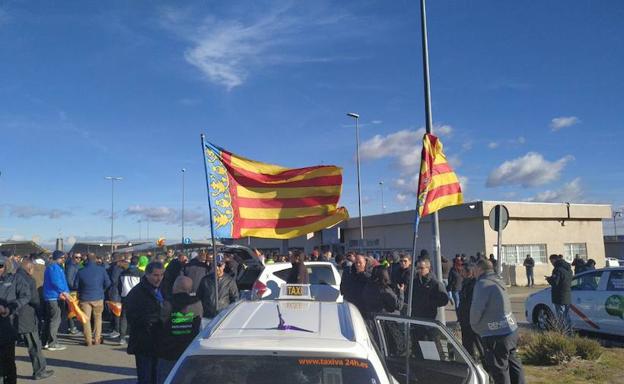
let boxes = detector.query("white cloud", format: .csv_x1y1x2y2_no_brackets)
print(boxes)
526,178,583,203
516,136,526,144
447,155,462,168
395,193,408,204
462,141,473,151
359,125,453,174
488,142,499,149
8,234,25,241
486,152,574,188
161,5,349,90
371,120,383,125
550,116,580,131
124,205,208,226
9,205,72,219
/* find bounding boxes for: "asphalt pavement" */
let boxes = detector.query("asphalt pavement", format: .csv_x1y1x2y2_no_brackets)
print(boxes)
15,285,546,383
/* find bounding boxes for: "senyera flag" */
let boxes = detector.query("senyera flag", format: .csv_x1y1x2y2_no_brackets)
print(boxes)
203,142,349,239
415,133,463,224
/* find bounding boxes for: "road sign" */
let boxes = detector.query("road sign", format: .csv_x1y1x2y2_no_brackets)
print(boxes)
183,237,192,245
489,204,509,232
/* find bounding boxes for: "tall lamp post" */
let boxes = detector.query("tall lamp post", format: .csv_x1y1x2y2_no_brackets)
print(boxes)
181,168,186,250
346,112,364,245
104,176,122,255
379,181,385,214
614,211,622,236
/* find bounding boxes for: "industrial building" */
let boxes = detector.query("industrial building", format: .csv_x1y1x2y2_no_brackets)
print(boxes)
236,201,612,285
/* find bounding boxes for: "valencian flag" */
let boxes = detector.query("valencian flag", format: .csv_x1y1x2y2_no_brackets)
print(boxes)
415,133,463,225
203,142,349,239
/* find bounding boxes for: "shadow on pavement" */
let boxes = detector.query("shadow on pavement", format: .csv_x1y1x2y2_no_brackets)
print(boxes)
87,379,136,384
15,356,136,377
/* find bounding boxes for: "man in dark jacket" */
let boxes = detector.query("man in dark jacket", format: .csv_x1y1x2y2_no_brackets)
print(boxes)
546,254,573,332
197,261,239,319
391,254,412,312
522,255,535,287
456,262,483,362
0,255,31,384
286,250,309,284
105,253,125,338
64,253,81,335
126,262,165,384
161,253,188,299
571,254,586,275
16,260,54,380
182,252,210,294
340,254,373,315
410,259,449,320
75,253,112,346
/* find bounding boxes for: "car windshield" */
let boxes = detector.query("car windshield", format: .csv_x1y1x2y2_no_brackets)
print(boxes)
170,355,381,384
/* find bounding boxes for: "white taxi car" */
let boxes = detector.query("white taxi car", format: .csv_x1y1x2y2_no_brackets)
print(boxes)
525,267,624,336
165,285,488,384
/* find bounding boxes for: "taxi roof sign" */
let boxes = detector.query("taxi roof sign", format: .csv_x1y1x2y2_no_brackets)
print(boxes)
279,284,312,300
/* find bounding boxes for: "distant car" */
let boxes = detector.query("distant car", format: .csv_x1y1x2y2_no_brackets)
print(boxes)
525,267,624,336
606,258,622,268
250,261,343,302
165,285,488,384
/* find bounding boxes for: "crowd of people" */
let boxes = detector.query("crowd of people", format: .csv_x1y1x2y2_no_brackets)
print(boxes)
1,245,585,384
337,250,525,384
0,248,240,384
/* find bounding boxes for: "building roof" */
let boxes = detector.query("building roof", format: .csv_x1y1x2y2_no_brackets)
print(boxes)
0,241,50,255
340,200,612,229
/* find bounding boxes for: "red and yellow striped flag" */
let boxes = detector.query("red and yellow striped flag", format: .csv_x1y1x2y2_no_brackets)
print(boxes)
203,142,349,239
416,133,463,218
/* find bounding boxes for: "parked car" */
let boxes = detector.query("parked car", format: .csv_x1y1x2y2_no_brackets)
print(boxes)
525,267,624,336
250,261,342,302
165,285,488,384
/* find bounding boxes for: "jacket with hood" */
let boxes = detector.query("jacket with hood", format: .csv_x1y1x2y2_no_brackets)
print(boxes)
158,293,203,361
546,259,573,305
107,262,124,302
197,273,239,318
43,262,70,301
183,258,211,294
119,264,143,298
470,271,518,338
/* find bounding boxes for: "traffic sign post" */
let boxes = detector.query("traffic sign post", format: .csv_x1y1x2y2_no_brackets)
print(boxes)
489,204,509,276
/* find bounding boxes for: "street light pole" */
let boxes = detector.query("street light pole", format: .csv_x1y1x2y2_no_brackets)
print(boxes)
614,211,622,236
347,113,364,245
104,176,122,255
379,181,385,214
181,168,186,250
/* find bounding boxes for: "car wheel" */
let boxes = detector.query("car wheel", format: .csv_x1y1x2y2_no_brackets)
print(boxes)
534,305,554,331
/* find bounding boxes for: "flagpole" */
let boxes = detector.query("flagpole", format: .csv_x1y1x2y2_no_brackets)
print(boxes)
419,0,445,325
200,134,219,310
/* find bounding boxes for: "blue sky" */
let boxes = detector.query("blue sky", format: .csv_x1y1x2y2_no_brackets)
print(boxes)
1,0,623,247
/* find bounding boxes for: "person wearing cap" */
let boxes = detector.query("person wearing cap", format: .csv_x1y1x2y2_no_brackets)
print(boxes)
0,255,31,384
197,259,238,319
42,250,71,351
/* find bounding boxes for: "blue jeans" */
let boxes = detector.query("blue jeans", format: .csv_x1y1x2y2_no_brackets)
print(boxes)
450,291,460,311
526,270,534,287
554,304,571,333
135,355,158,384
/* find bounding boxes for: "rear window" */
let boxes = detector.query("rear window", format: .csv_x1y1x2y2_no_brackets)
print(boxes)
273,265,336,285
170,355,380,384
